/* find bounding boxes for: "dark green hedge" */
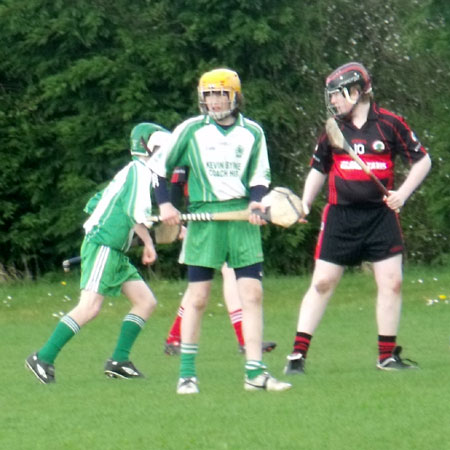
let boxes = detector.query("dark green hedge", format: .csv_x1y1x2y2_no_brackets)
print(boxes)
0,0,448,277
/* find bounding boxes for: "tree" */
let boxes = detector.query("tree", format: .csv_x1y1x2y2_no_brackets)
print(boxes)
0,0,448,277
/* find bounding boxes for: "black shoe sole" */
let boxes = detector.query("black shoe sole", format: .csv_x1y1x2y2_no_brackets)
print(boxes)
25,360,54,384
263,343,277,353
164,344,181,356
239,342,278,354
104,370,129,379
104,370,144,379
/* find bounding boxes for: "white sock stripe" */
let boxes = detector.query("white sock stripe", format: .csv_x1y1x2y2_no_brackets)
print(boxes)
245,360,265,370
61,315,80,334
177,306,184,317
229,310,242,323
86,245,110,292
124,314,145,328
181,343,198,354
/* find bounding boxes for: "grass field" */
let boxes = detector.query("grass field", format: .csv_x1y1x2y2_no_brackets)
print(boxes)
1,264,450,450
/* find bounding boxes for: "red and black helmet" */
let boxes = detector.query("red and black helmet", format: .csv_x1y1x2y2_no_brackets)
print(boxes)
325,62,372,117
325,62,372,95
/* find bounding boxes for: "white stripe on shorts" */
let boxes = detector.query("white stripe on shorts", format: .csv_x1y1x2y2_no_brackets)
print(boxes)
86,245,110,292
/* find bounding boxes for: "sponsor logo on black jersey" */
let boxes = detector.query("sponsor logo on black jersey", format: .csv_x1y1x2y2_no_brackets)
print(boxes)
372,140,385,152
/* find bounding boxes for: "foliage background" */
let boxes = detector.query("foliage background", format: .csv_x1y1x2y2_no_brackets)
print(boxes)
0,0,448,277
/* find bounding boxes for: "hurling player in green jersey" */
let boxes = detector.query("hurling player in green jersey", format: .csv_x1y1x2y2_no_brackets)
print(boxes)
26,123,170,384
150,68,291,394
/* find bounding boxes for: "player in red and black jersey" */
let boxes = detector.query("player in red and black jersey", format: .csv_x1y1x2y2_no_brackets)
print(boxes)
313,102,426,206
284,62,431,375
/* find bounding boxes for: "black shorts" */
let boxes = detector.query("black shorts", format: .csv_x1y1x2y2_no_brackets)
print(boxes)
187,263,263,282
315,204,403,266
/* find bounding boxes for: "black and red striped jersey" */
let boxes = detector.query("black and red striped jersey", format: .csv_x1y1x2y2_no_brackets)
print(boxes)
311,102,428,206
170,166,188,184
170,166,189,207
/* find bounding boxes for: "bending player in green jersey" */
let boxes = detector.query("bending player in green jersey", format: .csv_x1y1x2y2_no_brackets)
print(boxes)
25,123,170,384
150,68,291,394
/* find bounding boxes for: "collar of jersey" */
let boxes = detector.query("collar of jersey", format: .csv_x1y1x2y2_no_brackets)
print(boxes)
343,101,378,131
204,113,244,132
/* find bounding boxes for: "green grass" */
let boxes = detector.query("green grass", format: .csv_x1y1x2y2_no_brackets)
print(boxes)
1,264,450,450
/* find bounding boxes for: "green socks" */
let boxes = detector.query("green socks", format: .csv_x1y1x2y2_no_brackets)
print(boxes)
180,343,199,378
37,313,146,365
111,314,146,362
38,316,80,364
245,360,266,379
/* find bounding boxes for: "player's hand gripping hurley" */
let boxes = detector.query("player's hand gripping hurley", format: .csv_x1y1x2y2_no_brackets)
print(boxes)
145,187,303,229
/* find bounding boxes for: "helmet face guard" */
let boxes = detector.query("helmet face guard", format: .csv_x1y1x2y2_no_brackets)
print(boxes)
324,86,356,117
146,130,171,154
324,62,372,118
130,123,168,157
198,68,241,120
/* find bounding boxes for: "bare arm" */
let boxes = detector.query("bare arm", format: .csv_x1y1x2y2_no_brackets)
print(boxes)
384,154,432,211
134,223,157,265
301,168,327,216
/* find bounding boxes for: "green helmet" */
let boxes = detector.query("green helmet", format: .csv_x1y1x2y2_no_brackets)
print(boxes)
129,122,169,157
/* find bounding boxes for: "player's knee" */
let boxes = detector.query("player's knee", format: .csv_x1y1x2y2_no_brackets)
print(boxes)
242,295,263,310
75,304,101,324
377,273,402,296
188,292,209,311
143,295,158,314
391,278,402,295
133,292,157,317
240,285,263,307
313,278,337,296
383,278,402,296
74,292,103,323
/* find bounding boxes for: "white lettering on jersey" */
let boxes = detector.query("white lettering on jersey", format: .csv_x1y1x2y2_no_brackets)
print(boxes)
205,161,242,178
340,161,387,170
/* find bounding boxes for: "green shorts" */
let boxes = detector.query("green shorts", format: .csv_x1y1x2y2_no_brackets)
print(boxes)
179,199,264,269
80,238,142,297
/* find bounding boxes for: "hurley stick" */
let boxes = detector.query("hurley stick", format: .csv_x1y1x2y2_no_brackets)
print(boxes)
325,117,390,196
145,187,303,229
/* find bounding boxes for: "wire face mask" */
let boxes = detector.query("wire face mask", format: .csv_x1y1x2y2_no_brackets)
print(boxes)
324,62,372,118
198,68,241,120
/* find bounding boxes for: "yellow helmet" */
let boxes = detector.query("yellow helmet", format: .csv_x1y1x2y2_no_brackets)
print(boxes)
198,68,242,120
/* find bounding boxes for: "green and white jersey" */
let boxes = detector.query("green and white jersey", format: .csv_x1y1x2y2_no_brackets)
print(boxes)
149,114,271,205
83,160,153,252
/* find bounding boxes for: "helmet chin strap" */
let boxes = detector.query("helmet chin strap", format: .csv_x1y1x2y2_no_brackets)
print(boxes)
208,109,233,121
340,87,361,118
342,87,360,105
